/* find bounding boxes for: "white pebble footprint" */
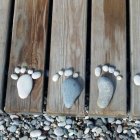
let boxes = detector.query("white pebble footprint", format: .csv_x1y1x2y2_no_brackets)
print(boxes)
95,64,123,109
11,67,42,99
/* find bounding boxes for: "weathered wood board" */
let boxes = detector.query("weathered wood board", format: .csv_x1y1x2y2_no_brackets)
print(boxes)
0,0,12,112
47,0,87,116
130,0,140,118
89,0,127,117
5,0,49,113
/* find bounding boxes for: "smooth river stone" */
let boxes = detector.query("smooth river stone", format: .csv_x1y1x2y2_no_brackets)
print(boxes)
30,130,42,138
97,76,114,109
61,77,83,108
95,66,102,77
32,72,41,79
17,74,33,99
134,75,140,86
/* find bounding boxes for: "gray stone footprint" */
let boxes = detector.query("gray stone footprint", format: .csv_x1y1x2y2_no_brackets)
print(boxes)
95,64,123,109
52,68,83,108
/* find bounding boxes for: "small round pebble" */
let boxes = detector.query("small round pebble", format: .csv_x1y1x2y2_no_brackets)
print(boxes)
54,127,64,137
102,65,109,72
58,70,64,76
20,67,26,73
14,67,20,74
134,75,140,86
114,70,120,76
58,122,66,127
30,130,42,138
117,75,123,80
117,125,122,133
131,129,137,134
11,74,18,80
32,72,41,79
66,119,73,125
38,136,47,140
64,69,73,77
84,128,90,134
108,118,115,123
123,129,128,134
65,125,71,129
43,126,50,131
109,66,115,73
73,72,79,78
52,74,59,82
28,69,33,75
116,120,122,125
95,66,102,77
7,125,17,133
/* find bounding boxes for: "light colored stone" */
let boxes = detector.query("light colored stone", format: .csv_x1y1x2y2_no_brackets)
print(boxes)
62,77,82,108
52,74,59,82
38,136,47,140
14,67,20,74
20,67,26,73
54,127,64,137
58,122,66,127
17,74,33,99
102,65,109,72
131,129,137,134
123,129,128,134
96,127,102,135
32,72,41,79
11,74,18,80
7,125,17,133
117,75,123,80
73,73,79,78
0,125,4,131
43,126,50,131
95,66,102,77
65,125,71,129
10,115,19,119
108,118,115,123
97,76,114,108
30,130,42,138
84,128,90,134
108,66,115,73
64,69,73,77
28,69,33,75
114,70,120,77
135,120,140,124
117,125,122,133
66,119,73,125
115,120,122,125
58,70,64,76
19,136,28,140
134,75,140,86
58,116,66,122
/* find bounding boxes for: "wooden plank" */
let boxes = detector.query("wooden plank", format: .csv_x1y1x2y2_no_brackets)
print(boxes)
130,0,140,118
89,0,127,117
0,0,12,112
5,0,49,113
47,0,87,116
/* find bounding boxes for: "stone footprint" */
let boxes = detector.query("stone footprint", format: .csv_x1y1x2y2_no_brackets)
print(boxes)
52,68,83,108
11,67,42,99
95,64,123,109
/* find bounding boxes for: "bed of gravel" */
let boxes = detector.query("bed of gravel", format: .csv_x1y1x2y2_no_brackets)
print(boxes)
0,113,140,140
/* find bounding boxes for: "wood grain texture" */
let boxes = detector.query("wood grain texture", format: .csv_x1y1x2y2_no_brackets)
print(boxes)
5,0,49,113
130,0,140,118
47,0,87,116
0,0,12,112
89,0,127,117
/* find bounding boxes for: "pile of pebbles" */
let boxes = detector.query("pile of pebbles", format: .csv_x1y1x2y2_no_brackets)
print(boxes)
0,114,140,139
